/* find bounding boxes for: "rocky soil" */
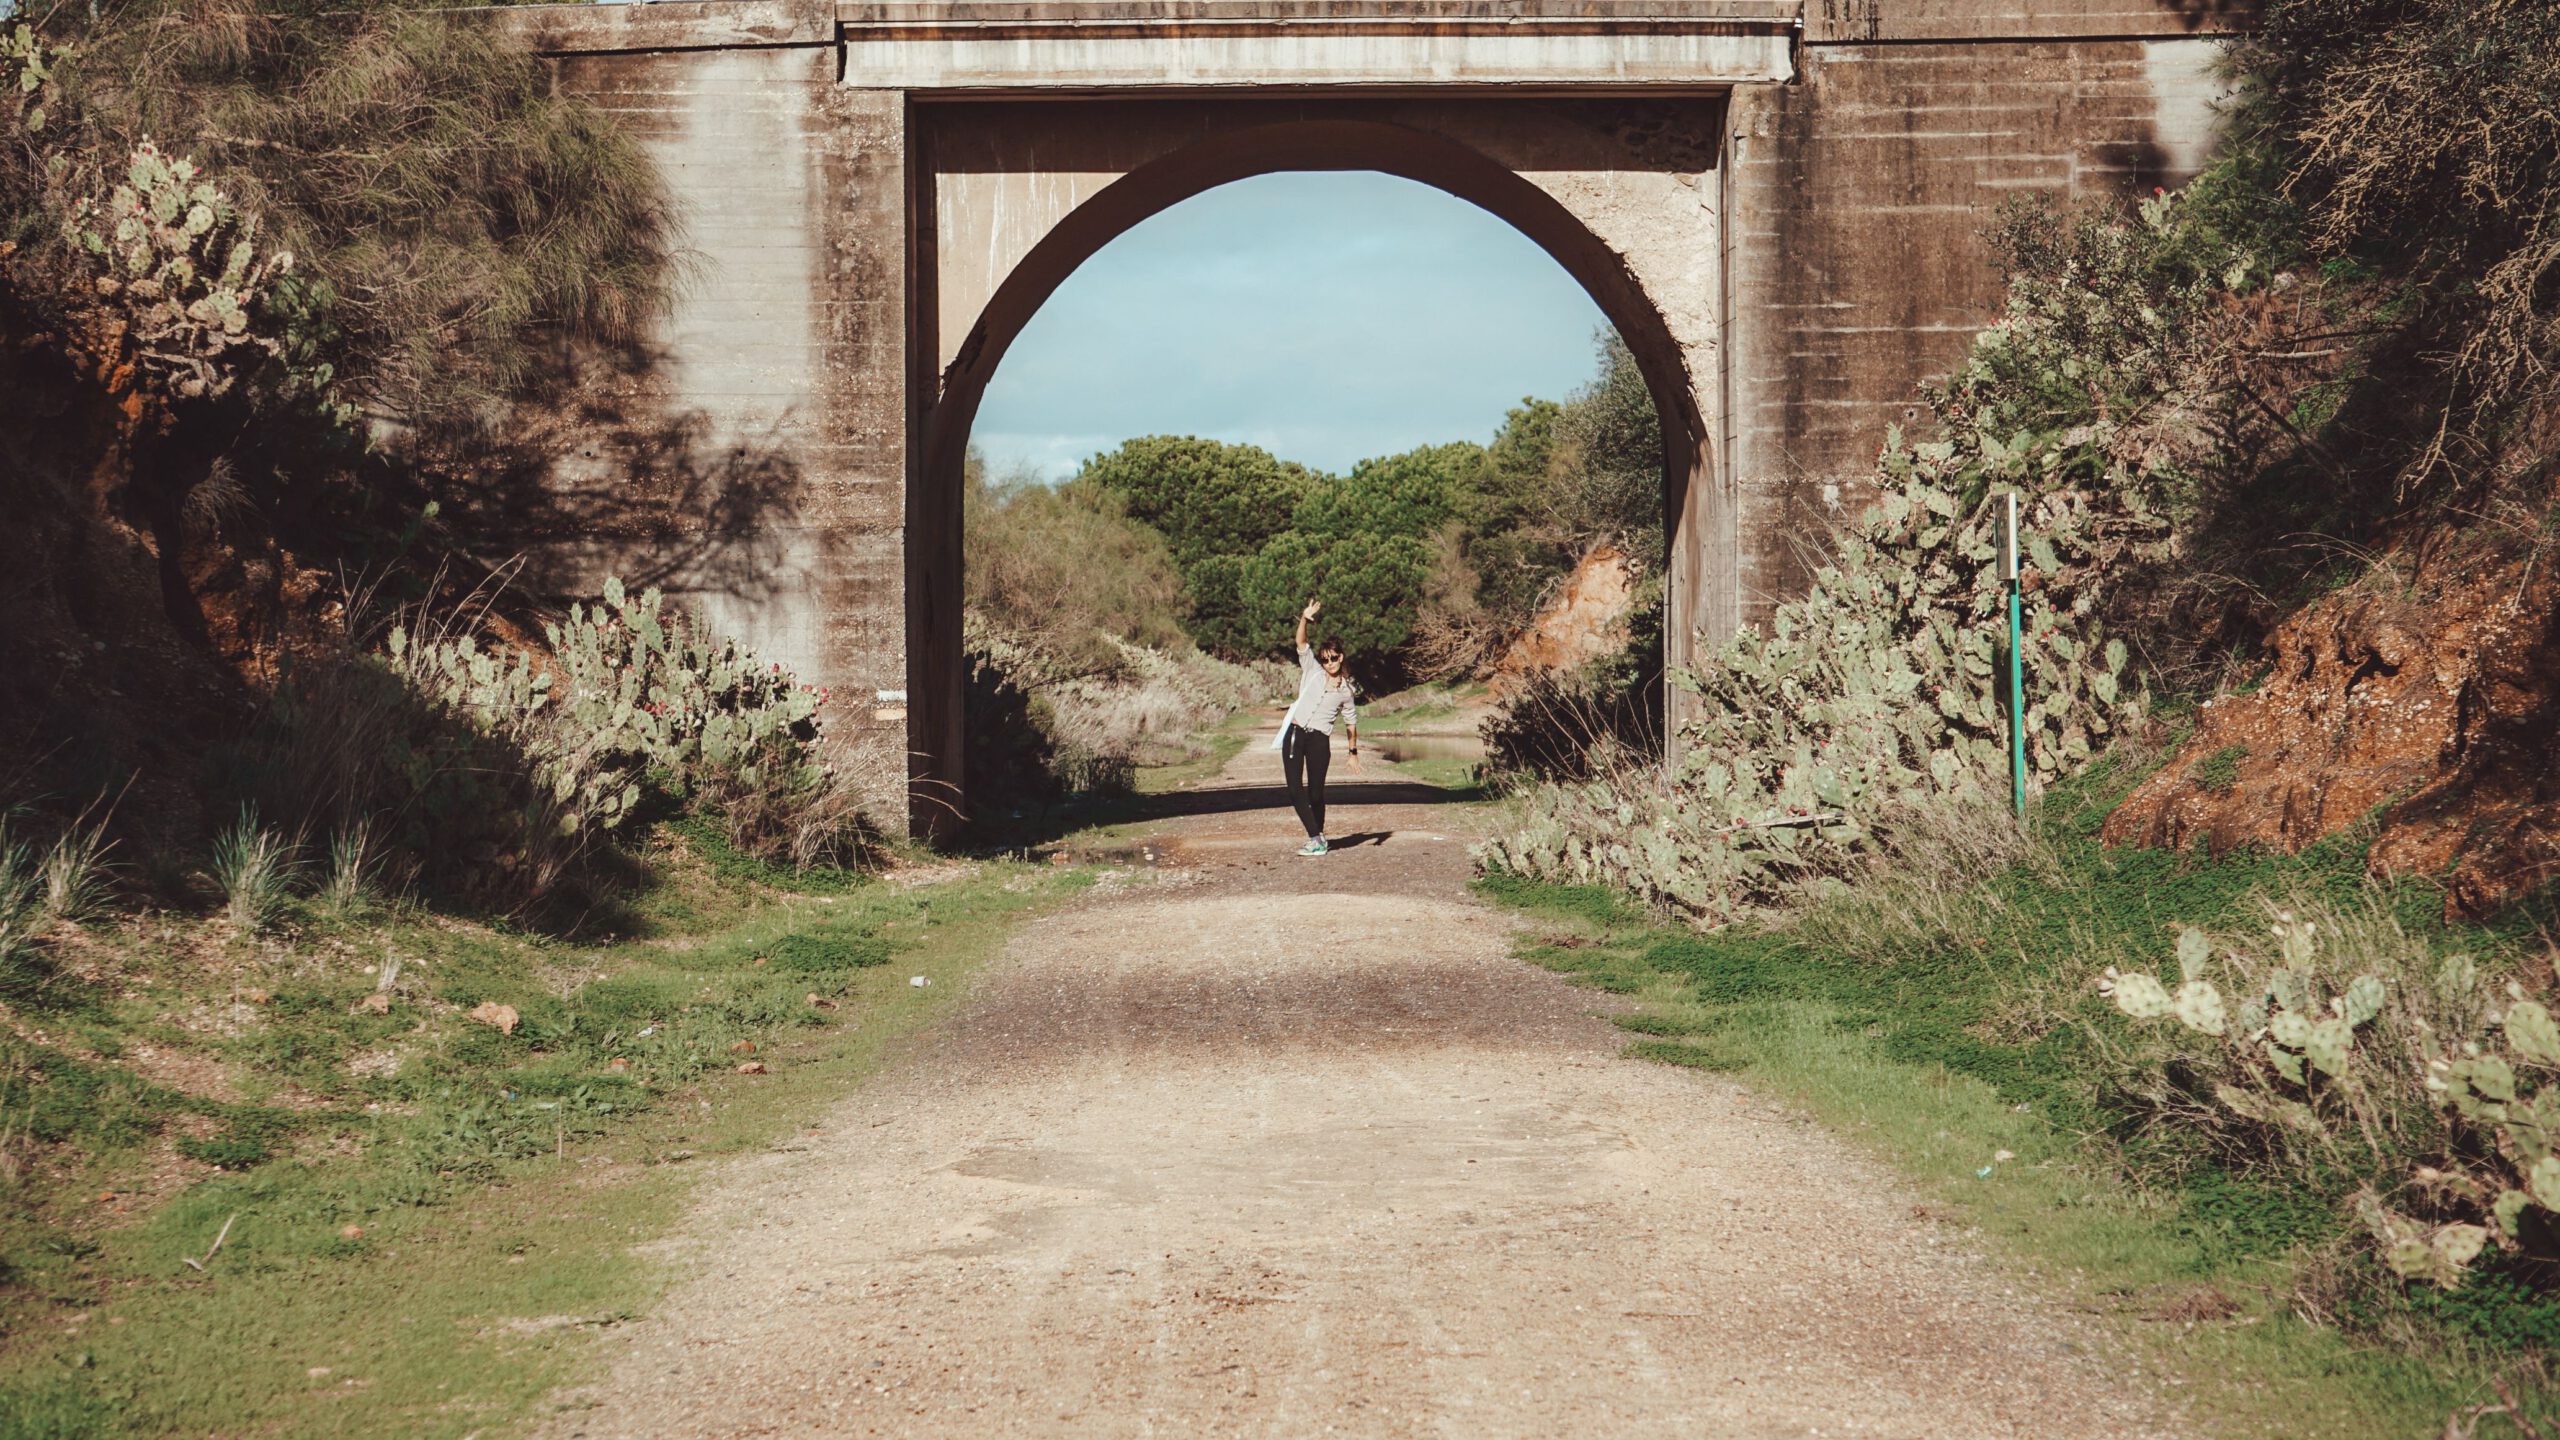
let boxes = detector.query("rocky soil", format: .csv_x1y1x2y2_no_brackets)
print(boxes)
2105,531,2560,917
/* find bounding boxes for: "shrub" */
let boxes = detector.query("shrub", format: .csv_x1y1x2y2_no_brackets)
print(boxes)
2092,892,2560,1291
8,3,670,429
0,825,44,999
961,617,1282,804
966,457,1190,672
229,578,856,910
208,809,295,930
1480,455,2144,921
1480,583,1664,780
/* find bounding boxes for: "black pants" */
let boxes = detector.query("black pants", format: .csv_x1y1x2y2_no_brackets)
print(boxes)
1281,724,1331,839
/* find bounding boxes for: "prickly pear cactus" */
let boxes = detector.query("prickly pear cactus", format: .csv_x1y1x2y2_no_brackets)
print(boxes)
390,577,832,846
2102,906,2560,1289
3,23,59,133
63,140,289,401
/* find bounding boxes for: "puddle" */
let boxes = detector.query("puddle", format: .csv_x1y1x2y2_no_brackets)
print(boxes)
1367,733,1486,764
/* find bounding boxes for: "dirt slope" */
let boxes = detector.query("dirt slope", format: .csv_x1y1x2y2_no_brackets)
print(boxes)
539,745,2179,1438
2105,536,2560,917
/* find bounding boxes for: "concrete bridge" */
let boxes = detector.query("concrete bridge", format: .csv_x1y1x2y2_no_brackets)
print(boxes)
488,0,2236,828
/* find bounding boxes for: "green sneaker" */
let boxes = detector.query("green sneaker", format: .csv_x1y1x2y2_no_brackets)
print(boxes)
1296,837,1329,857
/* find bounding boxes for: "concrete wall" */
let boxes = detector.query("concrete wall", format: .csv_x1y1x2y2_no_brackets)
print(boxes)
523,43,916,815
1724,32,2228,614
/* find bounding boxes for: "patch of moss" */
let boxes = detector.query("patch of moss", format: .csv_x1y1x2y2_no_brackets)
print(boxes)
2192,743,2250,794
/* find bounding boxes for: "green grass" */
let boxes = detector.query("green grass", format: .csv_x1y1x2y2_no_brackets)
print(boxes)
2191,743,2251,794
1475,759,2559,1438
1133,715,1256,796
0,837,1093,1439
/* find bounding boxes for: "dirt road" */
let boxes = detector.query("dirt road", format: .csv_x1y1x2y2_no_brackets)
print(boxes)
541,742,2179,1438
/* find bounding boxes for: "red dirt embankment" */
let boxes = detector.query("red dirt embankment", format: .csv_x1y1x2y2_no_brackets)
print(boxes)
1488,543,1638,699
2104,531,2560,918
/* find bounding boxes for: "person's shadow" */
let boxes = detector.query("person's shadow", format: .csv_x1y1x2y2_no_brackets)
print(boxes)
1325,831,1393,850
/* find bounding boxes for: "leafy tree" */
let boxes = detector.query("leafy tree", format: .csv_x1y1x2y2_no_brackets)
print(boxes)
1297,443,1475,538
1076,435,1313,654
1076,435,1313,569
1548,333,1665,566
1235,528,1435,667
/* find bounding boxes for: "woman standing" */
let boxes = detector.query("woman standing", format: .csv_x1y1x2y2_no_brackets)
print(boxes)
1279,598,1360,856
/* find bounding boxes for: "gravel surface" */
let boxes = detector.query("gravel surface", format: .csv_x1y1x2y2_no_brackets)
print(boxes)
540,744,2183,1438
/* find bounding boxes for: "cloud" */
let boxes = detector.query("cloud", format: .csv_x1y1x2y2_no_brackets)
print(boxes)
970,171,1614,479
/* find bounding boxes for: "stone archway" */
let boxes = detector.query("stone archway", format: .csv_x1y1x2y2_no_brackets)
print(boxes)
906,97,1732,820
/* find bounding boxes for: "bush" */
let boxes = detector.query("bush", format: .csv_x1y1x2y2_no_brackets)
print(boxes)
961,617,1283,805
2092,891,2560,1292
1480,583,1664,780
2241,0,2560,489
5,3,670,429
226,578,859,911
966,456,1190,673
1480,444,2144,921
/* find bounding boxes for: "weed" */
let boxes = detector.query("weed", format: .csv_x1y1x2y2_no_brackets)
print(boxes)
766,930,891,975
0,830,42,999
2192,743,2250,794
321,821,376,913
37,817,114,927
209,811,297,931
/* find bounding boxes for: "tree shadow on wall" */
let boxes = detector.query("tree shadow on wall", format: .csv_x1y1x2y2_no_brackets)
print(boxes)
404,337,811,616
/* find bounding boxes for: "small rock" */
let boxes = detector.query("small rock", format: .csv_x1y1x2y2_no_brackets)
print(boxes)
307,1367,331,1379
340,1224,365,1240
735,1061,768,1075
752,956,768,966
467,1001,520,1036
908,976,930,988
606,1057,630,1073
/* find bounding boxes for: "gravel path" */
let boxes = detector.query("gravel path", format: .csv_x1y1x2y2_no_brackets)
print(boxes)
541,742,2181,1438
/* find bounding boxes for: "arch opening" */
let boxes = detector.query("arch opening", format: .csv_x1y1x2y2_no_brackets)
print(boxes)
910,108,1717,829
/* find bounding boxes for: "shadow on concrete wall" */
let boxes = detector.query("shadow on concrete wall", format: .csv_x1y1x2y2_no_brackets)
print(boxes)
423,338,808,614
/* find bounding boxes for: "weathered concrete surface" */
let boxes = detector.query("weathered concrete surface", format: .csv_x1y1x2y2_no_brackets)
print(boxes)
499,0,2233,829
513,47,915,816
838,0,1796,91
1725,33,2227,611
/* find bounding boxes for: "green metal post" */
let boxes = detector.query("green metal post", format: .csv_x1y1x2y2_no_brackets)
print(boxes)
2003,492,2027,818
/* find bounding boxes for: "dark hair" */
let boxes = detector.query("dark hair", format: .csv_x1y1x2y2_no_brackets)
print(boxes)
1316,635,1356,690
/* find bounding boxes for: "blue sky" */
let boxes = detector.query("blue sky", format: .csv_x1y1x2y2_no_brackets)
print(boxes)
970,171,1614,480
